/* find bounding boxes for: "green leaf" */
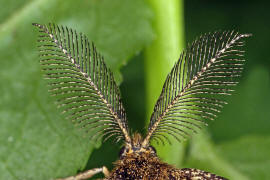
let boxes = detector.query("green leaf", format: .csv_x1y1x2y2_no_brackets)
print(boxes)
0,0,29,23
209,66,270,179
0,78,96,179
210,66,270,141
0,0,153,179
184,66,270,180
184,132,248,180
217,135,270,179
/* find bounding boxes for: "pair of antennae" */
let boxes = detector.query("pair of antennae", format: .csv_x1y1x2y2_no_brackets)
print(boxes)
34,23,251,146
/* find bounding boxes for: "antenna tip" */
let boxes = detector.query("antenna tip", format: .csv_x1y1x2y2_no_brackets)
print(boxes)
32,23,44,29
242,33,253,38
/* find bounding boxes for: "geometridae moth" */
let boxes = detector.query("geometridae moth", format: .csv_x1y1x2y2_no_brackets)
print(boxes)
33,23,251,180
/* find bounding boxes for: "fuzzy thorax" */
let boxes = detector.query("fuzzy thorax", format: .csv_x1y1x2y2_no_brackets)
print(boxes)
109,147,173,179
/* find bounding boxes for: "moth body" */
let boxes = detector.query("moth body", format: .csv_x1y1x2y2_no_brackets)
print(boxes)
107,133,227,180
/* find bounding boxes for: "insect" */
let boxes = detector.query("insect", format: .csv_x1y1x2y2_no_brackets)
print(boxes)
33,23,251,180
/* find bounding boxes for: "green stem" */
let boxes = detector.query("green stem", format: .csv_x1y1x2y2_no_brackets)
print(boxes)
144,0,185,166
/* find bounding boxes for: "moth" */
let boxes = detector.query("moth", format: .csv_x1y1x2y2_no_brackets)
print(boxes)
33,23,251,180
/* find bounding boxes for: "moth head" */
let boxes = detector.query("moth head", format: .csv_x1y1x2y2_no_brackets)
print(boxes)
119,133,156,159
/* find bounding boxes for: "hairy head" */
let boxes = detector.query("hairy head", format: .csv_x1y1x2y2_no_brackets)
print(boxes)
119,133,156,159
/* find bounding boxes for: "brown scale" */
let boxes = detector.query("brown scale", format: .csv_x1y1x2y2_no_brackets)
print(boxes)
33,23,251,180
107,133,227,180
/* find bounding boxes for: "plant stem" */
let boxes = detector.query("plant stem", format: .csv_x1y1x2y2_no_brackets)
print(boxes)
144,0,185,166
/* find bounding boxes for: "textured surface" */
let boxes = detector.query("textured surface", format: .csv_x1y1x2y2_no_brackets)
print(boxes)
34,23,130,143
0,0,153,179
144,31,251,145
109,151,227,179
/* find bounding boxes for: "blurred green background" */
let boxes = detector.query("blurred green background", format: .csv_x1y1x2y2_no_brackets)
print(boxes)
0,0,269,179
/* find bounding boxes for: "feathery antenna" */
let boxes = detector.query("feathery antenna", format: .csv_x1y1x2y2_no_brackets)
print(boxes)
33,23,131,144
143,31,251,146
